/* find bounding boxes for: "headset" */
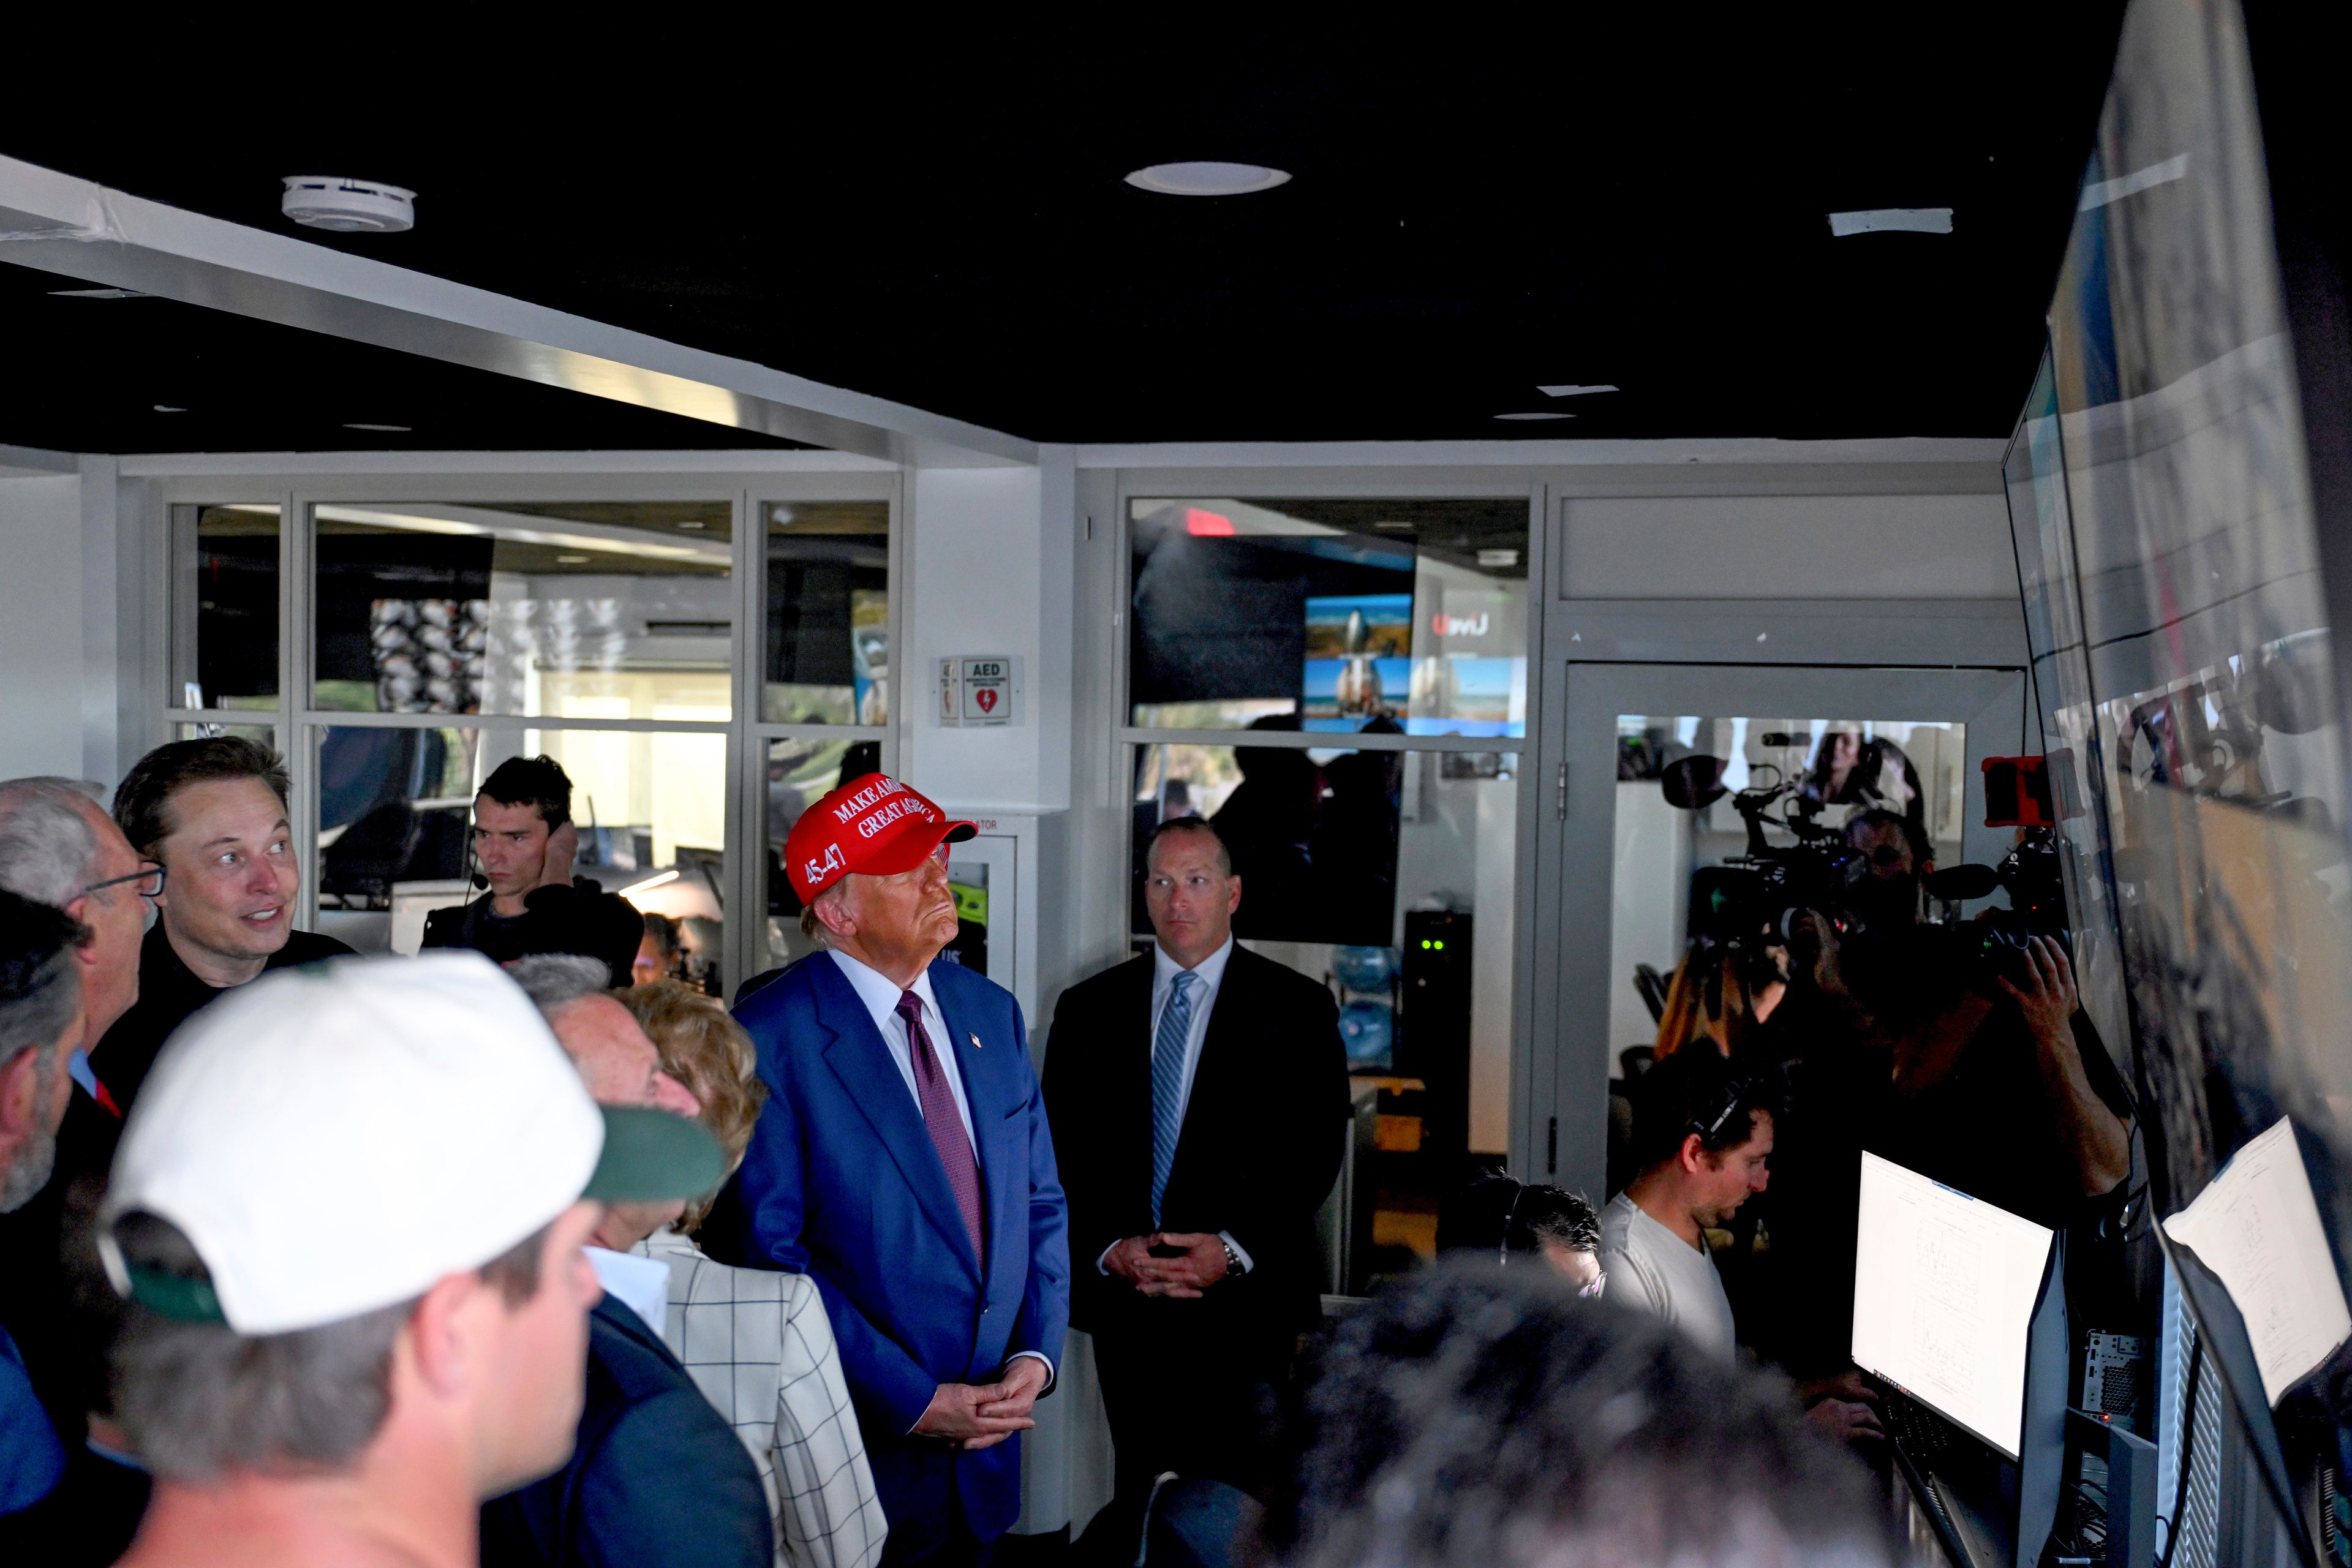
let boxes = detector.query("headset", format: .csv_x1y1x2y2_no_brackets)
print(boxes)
1497,1180,1531,1267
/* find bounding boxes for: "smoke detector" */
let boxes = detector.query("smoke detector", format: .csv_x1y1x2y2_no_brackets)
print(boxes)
281,176,415,233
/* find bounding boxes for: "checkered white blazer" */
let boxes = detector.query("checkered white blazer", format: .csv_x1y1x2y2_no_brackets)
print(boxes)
635,1230,888,1568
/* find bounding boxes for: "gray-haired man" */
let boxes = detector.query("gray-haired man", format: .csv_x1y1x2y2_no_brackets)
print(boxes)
483,955,771,1568
0,889,86,1518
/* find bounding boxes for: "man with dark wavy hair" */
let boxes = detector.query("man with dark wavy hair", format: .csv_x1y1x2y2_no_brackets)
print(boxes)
423,754,643,987
97,737,355,1123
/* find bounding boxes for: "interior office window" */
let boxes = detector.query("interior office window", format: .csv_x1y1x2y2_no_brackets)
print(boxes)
766,501,889,725
170,504,280,710
173,723,276,748
311,502,734,720
1127,498,1528,737
313,723,728,992
1131,740,1519,1283
761,734,874,969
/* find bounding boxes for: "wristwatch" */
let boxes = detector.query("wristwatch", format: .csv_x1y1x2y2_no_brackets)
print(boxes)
1220,1237,1243,1275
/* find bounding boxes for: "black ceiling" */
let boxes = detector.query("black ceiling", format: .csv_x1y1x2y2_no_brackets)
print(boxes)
0,14,2128,453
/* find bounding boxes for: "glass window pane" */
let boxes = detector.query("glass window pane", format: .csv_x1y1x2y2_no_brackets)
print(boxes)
761,734,881,970
314,724,728,995
764,502,890,724
1127,499,1528,737
173,722,276,747
171,504,279,710
312,502,734,720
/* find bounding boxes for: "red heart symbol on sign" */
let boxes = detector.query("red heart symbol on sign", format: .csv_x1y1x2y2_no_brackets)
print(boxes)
975,688,998,714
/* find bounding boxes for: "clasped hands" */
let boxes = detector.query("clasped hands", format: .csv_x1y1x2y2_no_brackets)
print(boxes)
1102,1231,1228,1298
912,1355,1050,1450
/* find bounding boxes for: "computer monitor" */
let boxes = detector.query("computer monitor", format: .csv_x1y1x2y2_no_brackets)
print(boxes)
1852,1152,2057,1463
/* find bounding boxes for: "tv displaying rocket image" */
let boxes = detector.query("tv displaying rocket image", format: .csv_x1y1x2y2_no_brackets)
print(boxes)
1303,593,1413,726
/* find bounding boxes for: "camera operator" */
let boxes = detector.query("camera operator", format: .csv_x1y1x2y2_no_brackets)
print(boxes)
1796,812,2132,1224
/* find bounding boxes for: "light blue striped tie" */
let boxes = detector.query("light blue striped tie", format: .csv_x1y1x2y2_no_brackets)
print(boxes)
1150,971,1196,1229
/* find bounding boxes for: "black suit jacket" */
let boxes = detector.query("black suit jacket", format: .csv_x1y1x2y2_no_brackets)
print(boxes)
481,1293,769,1568
1043,944,1349,1346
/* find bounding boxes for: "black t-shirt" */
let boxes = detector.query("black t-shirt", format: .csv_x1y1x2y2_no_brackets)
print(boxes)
418,879,643,989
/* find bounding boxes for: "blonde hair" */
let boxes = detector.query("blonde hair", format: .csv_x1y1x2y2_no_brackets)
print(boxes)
1652,943,1781,1061
619,981,766,1233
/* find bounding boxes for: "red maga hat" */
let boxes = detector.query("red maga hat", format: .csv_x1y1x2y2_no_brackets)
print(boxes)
784,773,975,902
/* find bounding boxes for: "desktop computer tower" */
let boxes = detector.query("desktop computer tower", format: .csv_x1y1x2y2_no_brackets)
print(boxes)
1400,910,1471,1172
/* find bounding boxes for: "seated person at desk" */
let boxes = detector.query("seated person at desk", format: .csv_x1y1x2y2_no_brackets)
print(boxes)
1435,1175,1606,1295
424,755,643,987
1600,1050,1771,1366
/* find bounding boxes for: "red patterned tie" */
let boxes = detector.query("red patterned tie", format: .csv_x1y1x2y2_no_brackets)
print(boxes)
898,990,985,1264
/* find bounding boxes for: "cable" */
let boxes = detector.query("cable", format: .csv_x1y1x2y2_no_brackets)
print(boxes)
2155,1327,2205,1568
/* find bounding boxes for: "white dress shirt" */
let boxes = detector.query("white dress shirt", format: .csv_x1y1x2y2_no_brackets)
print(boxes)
1094,938,1252,1274
825,947,1052,1383
827,949,974,1144
588,1245,673,1338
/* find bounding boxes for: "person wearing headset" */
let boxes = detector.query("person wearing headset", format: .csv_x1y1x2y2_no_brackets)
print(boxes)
422,755,643,988
1435,1176,1605,1296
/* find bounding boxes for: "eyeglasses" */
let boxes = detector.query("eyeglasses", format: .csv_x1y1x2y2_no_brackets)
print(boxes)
83,863,165,901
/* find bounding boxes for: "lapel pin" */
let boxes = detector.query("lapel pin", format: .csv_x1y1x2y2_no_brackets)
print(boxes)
970,1032,983,1049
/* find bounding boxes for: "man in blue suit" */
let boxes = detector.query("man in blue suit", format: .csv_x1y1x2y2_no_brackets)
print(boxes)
733,774,1069,1567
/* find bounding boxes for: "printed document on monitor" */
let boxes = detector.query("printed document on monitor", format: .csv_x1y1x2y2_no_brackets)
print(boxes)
2164,1117,2351,1407
1852,1152,2055,1460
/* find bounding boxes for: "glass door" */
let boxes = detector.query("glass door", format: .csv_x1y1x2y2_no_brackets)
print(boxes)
1545,662,2027,1196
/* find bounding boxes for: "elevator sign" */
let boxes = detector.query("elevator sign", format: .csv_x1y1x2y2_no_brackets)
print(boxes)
937,655,1021,727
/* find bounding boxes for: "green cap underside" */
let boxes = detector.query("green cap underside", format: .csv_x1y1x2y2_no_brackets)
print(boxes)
586,1105,727,1204
124,1264,227,1324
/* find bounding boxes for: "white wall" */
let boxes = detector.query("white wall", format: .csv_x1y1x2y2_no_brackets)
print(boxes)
0,473,86,779
1561,492,2015,600
902,452,1077,813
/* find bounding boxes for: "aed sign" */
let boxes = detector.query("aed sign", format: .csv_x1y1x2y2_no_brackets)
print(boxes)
937,655,1022,727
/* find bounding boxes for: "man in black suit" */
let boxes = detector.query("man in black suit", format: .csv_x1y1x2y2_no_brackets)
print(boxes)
1044,816,1349,1497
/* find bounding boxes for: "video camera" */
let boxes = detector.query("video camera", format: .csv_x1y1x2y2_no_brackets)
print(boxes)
1659,754,1869,951
1926,826,2068,990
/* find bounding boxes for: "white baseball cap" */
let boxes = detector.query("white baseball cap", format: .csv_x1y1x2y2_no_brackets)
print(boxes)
99,951,723,1335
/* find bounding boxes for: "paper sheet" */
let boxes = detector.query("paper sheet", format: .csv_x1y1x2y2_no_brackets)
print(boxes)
2163,1117,2352,1405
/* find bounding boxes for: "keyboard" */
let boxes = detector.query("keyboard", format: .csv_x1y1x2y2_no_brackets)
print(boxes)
1883,1392,1969,1474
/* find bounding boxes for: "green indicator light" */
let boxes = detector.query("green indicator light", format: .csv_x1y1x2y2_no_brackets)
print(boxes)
1433,940,1445,951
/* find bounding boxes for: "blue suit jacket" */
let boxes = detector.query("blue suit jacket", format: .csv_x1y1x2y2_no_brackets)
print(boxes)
732,953,1071,1550
481,1294,769,1568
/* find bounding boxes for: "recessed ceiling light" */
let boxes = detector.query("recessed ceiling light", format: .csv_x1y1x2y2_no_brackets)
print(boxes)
153,404,187,413
555,554,592,564
282,176,416,233
1537,383,1618,398
1124,162,1292,197
1827,207,1953,236
1494,412,1575,421
1477,549,1521,568
343,422,412,432
51,287,146,300
1374,522,1415,532
677,521,705,530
